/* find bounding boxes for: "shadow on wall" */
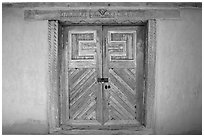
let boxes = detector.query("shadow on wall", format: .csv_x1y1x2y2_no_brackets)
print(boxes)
182,130,202,135
2,119,48,135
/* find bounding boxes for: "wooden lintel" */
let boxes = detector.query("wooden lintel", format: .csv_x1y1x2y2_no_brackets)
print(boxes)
24,9,180,22
3,2,202,8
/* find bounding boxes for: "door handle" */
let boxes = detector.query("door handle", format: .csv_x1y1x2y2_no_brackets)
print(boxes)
105,85,111,89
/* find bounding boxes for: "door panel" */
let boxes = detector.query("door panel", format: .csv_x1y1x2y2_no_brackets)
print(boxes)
69,68,97,120
103,26,145,126
107,30,137,68
64,26,103,126
62,25,145,129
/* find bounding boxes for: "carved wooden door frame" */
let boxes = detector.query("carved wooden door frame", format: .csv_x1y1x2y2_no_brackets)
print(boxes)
48,19,156,134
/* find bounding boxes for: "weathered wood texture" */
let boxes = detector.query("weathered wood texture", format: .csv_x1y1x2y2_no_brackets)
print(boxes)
63,26,103,126
48,20,61,133
68,68,97,120
4,2,202,8
58,26,146,129
103,26,145,126
53,127,153,135
24,9,180,22
48,20,157,134
145,19,157,129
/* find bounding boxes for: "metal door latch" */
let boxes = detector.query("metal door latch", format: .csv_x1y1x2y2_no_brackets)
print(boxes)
97,78,108,83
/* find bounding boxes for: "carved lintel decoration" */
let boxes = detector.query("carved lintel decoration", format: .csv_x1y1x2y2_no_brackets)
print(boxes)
60,10,88,18
61,19,147,25
89,9,150,19
98,9,107,15
89,9,115,18
25,8,180,21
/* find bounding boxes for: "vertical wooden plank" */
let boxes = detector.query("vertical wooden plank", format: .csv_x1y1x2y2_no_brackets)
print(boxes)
63,27,70,123
58,23,64,125
135,26,145,124
127,34,132,59
145,19,157,129
102,27,110,124
48,20,61,133
95,26,103,124
72,34,77,59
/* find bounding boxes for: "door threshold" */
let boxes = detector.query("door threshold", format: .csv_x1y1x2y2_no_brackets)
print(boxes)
51,127,153,135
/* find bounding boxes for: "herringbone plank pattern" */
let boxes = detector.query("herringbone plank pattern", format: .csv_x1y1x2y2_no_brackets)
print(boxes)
69,68,97,120
107,68,137,120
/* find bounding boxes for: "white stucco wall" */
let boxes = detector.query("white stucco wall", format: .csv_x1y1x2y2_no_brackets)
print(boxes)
155,8,202,134
2,5,202,134
2,7,49,134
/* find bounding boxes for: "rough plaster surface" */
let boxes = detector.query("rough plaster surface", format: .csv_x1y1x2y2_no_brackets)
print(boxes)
2,6,202,135
2,119,48,134
155,8,202,134
2,7,48,134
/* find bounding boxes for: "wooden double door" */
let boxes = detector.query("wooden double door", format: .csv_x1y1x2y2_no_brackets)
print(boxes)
61,25,146,130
